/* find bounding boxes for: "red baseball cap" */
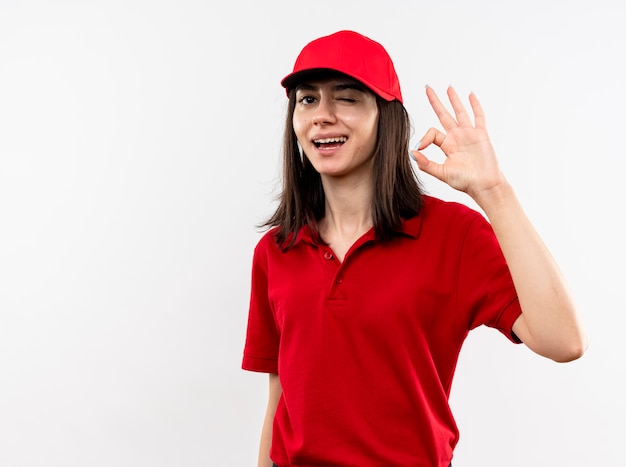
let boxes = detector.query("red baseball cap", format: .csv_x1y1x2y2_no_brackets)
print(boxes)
281,30,403,103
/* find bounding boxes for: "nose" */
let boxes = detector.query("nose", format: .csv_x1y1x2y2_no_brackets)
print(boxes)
311,96,336,125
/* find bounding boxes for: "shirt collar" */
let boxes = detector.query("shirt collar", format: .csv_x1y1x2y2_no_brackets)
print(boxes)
292,213,422,247
397,214,422,239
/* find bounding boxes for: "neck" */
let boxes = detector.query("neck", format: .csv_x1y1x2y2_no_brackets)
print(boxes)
318,173,374,243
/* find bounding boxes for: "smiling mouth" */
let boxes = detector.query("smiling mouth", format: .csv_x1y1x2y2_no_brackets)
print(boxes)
313,136,347,149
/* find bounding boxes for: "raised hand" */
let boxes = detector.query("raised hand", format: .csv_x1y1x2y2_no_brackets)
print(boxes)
411,86,507,203
411,86,587,362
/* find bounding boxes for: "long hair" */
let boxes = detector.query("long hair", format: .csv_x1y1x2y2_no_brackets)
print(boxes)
263,86,424,250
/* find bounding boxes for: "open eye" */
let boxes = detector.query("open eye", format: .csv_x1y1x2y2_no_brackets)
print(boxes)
297,95,316,105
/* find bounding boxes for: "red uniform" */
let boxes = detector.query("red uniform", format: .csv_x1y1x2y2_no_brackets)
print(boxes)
243,196,522,466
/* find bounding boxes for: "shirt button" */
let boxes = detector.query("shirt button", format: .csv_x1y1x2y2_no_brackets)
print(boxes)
323,251,333,260
336,277,343,284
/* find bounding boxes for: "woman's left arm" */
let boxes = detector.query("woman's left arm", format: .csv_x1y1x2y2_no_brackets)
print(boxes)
412,86,588,362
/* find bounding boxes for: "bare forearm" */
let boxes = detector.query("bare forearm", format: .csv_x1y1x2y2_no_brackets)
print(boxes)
258,374,281,467
258,414,273,467
474,181,588,361
413,86,587,361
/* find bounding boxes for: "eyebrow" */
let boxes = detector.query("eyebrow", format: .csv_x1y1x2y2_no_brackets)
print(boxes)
295,82,368,93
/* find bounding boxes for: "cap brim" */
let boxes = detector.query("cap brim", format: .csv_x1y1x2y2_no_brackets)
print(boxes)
281,68,396,102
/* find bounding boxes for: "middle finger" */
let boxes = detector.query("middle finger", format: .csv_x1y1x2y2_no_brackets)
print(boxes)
425,85,458,132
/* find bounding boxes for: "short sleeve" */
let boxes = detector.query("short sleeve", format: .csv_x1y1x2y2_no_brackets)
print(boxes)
242,236,280,373
457,213,523,343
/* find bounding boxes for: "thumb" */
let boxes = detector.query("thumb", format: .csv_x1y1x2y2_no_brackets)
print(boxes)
411,150,445,182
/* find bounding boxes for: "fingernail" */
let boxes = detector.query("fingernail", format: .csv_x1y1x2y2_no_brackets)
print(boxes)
408,150,417,162
414,140,422,151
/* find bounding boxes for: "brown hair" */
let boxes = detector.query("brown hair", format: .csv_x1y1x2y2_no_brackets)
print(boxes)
263,83,424,249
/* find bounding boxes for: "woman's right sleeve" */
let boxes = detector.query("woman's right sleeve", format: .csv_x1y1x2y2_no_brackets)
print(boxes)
242,239,280,374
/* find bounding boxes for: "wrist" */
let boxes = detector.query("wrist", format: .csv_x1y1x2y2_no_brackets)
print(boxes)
471,177,517,216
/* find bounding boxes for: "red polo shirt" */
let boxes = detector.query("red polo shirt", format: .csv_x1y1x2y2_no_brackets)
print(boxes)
242,196,522,467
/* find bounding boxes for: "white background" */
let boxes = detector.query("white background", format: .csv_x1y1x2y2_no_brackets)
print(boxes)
0,1,624,465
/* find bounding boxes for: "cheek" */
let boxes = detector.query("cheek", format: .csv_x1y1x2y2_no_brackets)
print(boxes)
362,115,379,147
345,108,378,137
292,115,308,141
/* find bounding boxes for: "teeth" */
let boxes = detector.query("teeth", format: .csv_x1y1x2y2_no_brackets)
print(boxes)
314,137,347,144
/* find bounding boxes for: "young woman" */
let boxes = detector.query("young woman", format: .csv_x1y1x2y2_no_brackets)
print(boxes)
242,30,587,467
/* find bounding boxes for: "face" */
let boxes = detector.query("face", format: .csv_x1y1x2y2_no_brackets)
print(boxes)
292,77,379,180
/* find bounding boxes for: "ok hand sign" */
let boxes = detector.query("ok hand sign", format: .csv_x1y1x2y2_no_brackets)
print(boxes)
411,86,507,204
